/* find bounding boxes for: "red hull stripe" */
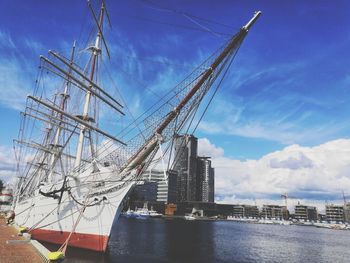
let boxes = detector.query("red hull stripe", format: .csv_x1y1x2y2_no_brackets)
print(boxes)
30,228,109,252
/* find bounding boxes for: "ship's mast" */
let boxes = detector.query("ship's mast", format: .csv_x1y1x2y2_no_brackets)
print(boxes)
120,11,261,174
15,1,125,197
47,42,76,182
74,3,105,169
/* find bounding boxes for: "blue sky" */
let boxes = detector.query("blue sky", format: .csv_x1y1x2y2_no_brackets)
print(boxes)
2,1,350,206
1,0,350,161
1,0,350,206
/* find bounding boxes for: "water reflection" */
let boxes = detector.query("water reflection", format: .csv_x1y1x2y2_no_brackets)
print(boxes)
106,218,214,262
164,218,214,262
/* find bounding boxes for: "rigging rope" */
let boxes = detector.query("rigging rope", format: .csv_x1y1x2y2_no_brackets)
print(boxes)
140,0,236,29
167,41,242,171
58,199,89,255
191,43,241,134
116,13,231,37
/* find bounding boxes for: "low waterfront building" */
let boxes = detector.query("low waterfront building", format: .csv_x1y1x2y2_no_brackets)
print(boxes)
165,203,177,216
244,205,260,218
232,205,259,218
175,201,217,217
216,204,236,217
344,203,350,223
173,202,232,217
232,205,244,217
318,214,327,221
294,205,318,221
261,205,288,220
325,204,344,222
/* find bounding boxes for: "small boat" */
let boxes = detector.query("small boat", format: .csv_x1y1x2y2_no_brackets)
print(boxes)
123,203,162,219
134,207,151,219
184,215,196,221
122,208,136,218
275,220,291,225
149,207,162,218
257,218,274,224
227,216,258,223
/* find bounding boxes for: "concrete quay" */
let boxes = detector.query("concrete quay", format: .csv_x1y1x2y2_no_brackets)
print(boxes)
0,217,49,263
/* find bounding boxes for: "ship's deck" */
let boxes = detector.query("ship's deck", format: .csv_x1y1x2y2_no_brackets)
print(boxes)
0,217,45,263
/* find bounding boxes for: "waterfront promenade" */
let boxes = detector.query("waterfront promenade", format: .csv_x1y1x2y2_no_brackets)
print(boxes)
0,218,44,263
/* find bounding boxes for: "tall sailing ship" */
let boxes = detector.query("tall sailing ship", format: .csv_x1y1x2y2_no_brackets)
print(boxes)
12,1,261,252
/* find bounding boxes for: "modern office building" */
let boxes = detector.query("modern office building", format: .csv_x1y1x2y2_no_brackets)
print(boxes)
132,181,158,202
325,204,344,222
167,170,178,203
196,157,215,202
294,205,318,221
173,134,198,202
261,205,288,220
139,169,178,203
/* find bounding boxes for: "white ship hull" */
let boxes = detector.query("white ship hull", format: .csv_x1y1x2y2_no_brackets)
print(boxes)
14,167,135,252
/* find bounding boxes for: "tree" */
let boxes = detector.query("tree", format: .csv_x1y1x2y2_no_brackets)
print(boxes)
0,179,3,192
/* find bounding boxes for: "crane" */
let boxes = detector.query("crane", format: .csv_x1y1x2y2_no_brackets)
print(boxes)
280,193,298,220
280,192,298,207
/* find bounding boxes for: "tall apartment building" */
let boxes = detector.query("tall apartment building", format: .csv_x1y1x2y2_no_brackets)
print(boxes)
172,134,216,203
294,205,318,221
196,157,215,202
325,204,344,222
167,170,178,203
173,134,198,202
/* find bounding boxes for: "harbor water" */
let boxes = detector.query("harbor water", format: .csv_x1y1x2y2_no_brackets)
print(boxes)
45,217,350,263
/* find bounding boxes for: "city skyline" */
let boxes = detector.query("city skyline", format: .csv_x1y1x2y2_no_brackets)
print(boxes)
1,1,350,208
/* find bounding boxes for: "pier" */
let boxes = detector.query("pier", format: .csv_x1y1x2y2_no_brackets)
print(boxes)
0,218,47,263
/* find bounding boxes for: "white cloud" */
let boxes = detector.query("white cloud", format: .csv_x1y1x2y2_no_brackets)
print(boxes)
23,37,44,54
0,30,16,49
198,137,350,212
198,138,224,158
270,153,313,170
0,30,39,111
0,145,16,167
0,145,16,183
199,117,345,145
0,57,32,110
